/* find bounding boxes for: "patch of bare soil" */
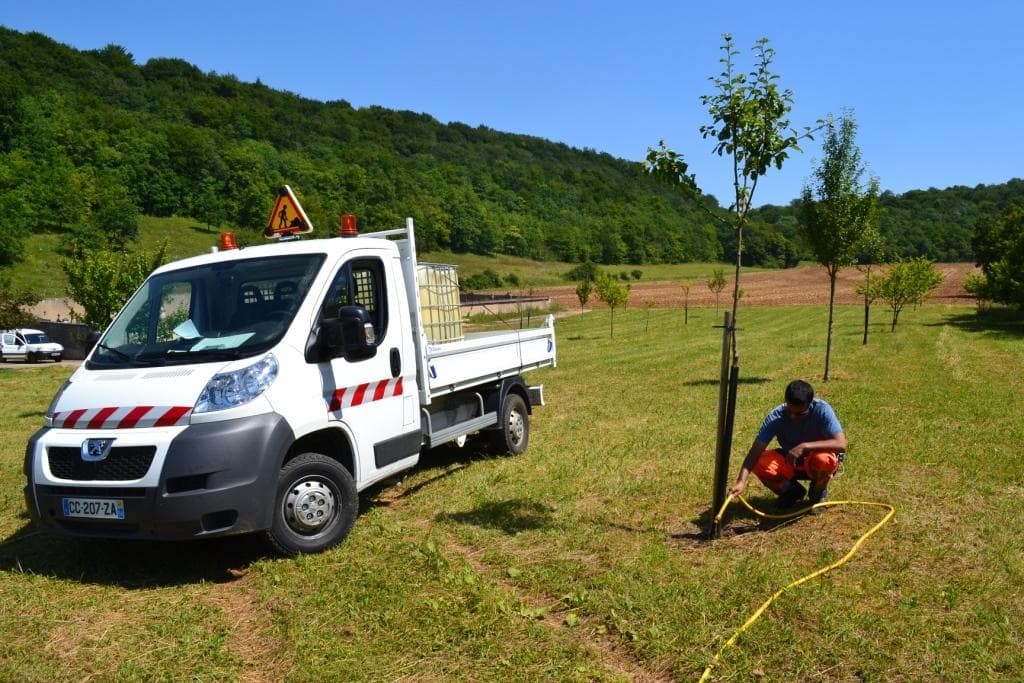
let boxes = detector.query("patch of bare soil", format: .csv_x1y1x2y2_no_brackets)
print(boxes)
539,263,979,310
203,574,293,682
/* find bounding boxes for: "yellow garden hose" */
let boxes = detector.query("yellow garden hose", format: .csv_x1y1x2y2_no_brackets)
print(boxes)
698,493,896,682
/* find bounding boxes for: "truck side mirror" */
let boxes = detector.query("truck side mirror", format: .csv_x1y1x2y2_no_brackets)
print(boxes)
318,305,377,362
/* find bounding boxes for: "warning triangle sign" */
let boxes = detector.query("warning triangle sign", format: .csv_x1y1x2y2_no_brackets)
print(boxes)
265,185,314,238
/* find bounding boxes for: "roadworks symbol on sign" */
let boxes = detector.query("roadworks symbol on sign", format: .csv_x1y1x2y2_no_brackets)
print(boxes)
265,185,314,237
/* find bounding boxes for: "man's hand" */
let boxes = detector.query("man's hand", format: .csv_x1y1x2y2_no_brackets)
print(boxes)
786,444,807,466
728,480,746,497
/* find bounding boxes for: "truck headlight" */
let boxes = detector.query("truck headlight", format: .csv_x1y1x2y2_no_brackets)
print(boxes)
194,354,279,414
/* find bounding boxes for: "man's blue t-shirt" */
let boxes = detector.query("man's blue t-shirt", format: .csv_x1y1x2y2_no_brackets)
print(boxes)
756,398,843,452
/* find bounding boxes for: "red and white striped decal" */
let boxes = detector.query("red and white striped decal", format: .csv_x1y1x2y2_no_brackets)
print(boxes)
50,406,192,429
328,377,403,412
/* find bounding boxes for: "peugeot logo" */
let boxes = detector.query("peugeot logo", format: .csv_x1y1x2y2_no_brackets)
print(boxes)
81,438,115,462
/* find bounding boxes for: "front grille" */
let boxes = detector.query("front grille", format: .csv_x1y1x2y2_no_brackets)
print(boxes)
47,446,157,481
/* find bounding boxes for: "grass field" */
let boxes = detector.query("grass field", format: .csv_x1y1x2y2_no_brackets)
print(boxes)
1,302,1022,681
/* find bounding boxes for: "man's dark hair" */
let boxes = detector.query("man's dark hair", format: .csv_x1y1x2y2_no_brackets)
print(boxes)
785,379,814,405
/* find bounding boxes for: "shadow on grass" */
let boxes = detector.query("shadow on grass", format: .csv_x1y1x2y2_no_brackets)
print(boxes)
437,499,556,534
681,376,772,388
360,438,499,512
0,523,268,588
668,496,806,545
2,440,507,587
933,308,1024,339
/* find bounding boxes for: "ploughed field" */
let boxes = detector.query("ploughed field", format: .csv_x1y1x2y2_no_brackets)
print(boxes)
538,262,979,309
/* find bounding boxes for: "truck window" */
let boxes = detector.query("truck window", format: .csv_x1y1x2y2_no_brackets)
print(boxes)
321,258,388,343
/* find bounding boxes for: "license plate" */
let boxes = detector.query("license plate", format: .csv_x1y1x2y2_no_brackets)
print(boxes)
62,497,125,520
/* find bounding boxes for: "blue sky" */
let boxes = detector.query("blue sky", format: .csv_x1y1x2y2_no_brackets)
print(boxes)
2,1,1021,207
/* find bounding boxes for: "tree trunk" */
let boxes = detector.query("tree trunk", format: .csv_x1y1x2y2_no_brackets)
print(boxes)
731,225,743,327
824,273,836,382
862,297,870,345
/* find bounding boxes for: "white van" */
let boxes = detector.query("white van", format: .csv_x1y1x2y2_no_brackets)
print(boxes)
1,328,64,363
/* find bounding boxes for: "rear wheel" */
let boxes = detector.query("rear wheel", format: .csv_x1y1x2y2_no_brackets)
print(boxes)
266,452,358,556
490,393,529,455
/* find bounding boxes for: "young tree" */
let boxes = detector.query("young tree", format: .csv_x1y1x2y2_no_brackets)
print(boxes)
854,228,887,345
594,272,629,338
62,242,168,330
680,280,692,325
707,268,726,311
647,34,814,335
798,112,880,380
877,258,944,332
643,298,656,334
575,279,592,311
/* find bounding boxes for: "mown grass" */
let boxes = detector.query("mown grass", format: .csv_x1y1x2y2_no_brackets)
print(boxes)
1,303,1022,680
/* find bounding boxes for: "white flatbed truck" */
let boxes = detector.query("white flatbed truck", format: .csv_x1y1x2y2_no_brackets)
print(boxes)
23,217,555,555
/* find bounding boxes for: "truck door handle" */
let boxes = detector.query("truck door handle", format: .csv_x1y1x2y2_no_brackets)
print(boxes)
390,348,401,378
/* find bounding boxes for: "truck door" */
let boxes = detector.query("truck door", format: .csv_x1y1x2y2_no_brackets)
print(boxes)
319,255,420,482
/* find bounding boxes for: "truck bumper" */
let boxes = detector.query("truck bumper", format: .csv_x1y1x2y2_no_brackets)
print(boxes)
24,414,293,541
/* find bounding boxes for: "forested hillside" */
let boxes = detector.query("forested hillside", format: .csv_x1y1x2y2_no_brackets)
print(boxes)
0,26,1018,272
752,180,1024,263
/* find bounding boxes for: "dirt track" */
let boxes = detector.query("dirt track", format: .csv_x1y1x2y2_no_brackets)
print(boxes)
538,263,979,309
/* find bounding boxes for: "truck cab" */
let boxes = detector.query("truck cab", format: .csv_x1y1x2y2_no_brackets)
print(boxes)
23,218,555,555
1,328,64,363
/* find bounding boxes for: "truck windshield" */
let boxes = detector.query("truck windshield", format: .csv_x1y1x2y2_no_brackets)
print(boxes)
88,253,325,369
25,334,50,343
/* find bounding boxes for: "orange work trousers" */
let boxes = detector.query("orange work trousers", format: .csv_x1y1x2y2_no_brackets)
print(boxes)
752,449,839,493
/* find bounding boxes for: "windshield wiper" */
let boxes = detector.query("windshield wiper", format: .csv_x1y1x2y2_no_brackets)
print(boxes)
95,343,132,361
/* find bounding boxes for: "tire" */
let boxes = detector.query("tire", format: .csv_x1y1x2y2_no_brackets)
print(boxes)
266,452,358,556
26,352,36,364
54,355,62,363
490,393,529,455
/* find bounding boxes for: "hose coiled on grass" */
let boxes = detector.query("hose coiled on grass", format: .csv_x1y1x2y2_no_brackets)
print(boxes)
699,494,896,682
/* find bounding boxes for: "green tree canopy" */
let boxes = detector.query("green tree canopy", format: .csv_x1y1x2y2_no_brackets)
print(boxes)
966,203,1024,308
0,276,39,328
61,242,168,329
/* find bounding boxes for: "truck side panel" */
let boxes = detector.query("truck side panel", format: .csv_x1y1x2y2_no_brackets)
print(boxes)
425,318,555,398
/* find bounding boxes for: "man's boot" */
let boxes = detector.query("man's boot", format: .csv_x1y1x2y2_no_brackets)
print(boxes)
777,480,806,508
808,485,829,514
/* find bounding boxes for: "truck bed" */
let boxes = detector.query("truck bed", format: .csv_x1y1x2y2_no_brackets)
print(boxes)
373,222,557,405
423,315,556,400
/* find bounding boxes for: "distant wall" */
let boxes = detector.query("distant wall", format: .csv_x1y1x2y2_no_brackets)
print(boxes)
34,321,95,360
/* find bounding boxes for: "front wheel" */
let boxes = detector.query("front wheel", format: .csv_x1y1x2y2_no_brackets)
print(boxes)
490,393,529,455
266,452,358,556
